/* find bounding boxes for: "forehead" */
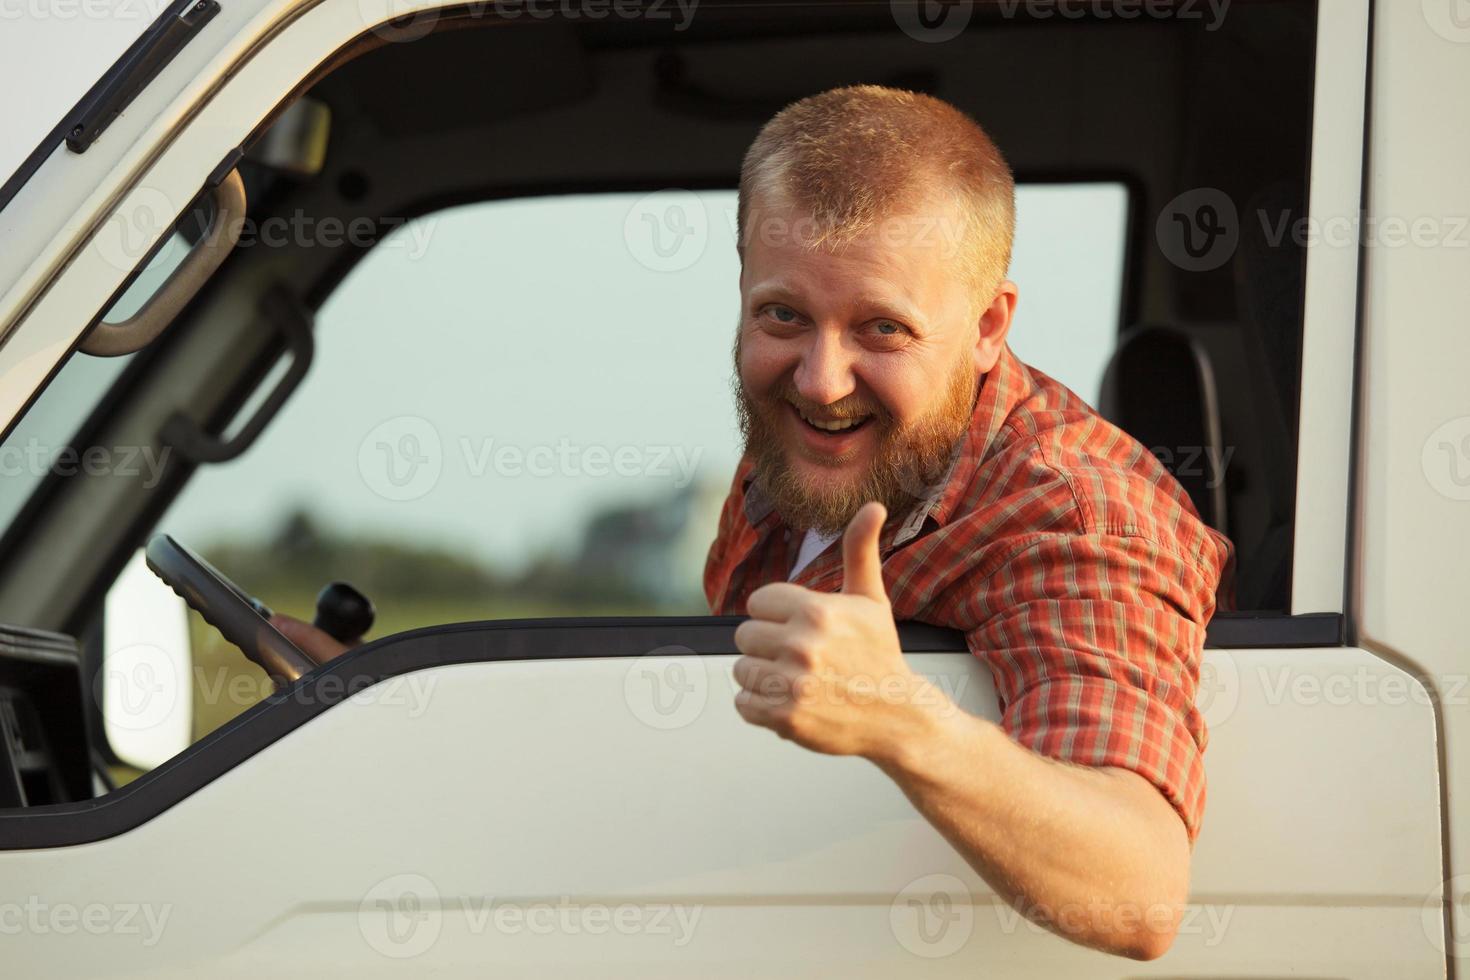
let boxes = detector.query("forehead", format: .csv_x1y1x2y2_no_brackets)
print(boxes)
741,194,966,260
740,198,971,312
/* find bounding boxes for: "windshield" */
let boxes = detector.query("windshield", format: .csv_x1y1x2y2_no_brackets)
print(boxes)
0,230,192,533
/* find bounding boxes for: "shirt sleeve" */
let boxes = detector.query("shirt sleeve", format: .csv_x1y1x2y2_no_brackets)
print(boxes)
960,531,1222,842
703,460,755,613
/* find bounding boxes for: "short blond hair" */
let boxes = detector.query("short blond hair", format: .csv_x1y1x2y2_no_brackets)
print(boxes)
738,85,1016,302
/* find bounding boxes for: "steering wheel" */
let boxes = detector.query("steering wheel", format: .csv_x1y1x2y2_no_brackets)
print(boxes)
145,534,317,685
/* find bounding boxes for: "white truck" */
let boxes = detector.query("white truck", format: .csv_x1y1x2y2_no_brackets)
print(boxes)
0,0,1463,975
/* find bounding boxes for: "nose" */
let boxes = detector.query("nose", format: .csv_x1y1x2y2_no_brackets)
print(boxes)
793,329,857,406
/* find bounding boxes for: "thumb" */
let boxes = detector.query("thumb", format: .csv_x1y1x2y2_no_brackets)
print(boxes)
841,501,889,601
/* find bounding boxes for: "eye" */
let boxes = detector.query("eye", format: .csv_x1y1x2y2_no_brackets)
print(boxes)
863,319,911,347
757,304,805,332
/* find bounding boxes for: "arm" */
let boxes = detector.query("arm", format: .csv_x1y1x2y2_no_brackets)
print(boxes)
732,503,1203,961
870,688,1190,959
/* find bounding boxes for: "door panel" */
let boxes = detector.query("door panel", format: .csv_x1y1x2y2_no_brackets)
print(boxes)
0,638,1441,977
1358,0,1470,967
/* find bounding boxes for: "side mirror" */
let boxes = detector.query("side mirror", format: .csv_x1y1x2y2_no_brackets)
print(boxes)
248,96,331,178
100,550,194,771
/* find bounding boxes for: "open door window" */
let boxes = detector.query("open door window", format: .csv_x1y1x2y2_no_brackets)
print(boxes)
0,2,1448,976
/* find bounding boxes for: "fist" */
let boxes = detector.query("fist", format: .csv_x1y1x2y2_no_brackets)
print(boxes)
732,502,927,759
269,614,353,665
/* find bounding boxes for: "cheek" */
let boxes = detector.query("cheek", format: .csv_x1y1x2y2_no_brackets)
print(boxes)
857,360,928,423
739,329,794,394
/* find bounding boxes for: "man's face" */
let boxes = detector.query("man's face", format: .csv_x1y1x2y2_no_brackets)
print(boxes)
735,196,1015,535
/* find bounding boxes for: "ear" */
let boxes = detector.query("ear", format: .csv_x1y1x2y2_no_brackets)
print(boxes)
973,279,1019,374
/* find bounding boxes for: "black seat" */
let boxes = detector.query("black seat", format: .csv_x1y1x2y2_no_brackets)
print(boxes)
1098,325,1227,535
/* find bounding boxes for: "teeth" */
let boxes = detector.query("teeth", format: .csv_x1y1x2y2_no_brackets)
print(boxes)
800,411,864,432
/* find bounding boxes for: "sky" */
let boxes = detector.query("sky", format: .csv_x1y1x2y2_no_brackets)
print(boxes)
158,185,1126,575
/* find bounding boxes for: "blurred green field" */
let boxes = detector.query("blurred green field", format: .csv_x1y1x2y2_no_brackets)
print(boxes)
187,595,663,742
106,596,666,788
107,518,692,786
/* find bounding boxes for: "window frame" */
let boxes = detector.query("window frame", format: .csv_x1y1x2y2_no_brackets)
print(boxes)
0,0,1357,646
1287,2,1370,620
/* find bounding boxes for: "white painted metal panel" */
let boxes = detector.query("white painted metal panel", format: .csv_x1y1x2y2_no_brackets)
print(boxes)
0,0,172,190
0,648,1442,976
1357,0,1470,971
1290,0,1371,615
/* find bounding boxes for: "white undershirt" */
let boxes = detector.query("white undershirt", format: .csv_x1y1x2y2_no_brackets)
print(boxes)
789,528,841,580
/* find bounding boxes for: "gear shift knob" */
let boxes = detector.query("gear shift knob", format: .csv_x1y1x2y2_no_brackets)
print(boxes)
313,581,375,644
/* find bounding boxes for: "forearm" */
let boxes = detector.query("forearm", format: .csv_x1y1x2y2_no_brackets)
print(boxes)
869,683,1191,960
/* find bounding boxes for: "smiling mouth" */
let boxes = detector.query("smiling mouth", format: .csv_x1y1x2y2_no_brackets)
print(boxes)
790,402,874,435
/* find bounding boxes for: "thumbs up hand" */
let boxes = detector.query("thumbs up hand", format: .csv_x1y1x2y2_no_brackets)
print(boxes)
733,502,931,759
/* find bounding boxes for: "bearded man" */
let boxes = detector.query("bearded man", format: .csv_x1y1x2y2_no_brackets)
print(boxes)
706,85,1235,961
275,83,1235,962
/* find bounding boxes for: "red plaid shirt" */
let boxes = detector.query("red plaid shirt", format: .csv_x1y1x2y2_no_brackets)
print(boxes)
704,344,1236,841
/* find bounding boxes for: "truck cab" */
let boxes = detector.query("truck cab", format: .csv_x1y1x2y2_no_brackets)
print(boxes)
0,0,1464,975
